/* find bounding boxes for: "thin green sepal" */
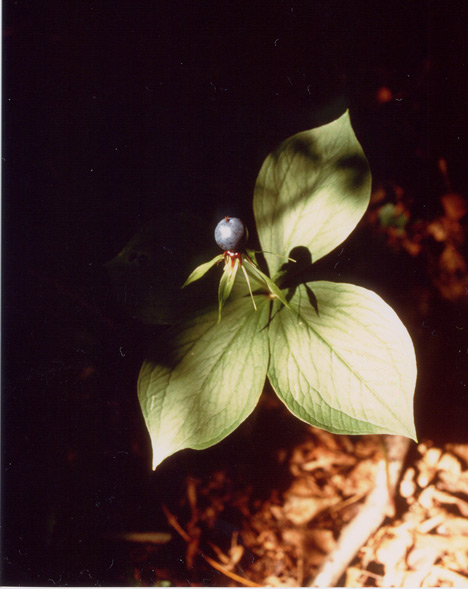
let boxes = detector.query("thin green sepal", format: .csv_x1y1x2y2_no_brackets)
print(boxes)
218,258,240,322
182,254,224,288
244,258,290,309
240,263,257,312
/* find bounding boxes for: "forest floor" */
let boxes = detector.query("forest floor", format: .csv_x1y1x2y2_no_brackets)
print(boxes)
112,409,468,587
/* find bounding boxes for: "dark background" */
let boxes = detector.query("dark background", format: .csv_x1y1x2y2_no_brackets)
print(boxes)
2,1,468,585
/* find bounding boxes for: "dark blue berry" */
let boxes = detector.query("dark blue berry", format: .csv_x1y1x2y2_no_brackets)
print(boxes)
214,217,245,251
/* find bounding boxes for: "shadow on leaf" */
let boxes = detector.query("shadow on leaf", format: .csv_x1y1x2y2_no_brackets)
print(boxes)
255,138,370,233
335,153,371,193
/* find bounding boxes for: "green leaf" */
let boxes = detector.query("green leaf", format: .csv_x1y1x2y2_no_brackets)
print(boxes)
182,254,224,288
268,282,417,440
218,258,240,321
253,111,372,278
138,295,270,469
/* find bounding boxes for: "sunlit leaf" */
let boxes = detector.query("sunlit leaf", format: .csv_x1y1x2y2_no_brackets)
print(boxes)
253,111,371,278
138,296,270,469
268,282,417,440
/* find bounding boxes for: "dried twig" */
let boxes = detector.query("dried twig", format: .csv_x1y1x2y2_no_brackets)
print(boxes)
162,505,262,588
104,531,172,544
307,435,411,587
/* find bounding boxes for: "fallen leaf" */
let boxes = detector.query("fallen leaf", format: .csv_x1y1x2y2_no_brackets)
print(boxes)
283,495,340,525
445,443,468,466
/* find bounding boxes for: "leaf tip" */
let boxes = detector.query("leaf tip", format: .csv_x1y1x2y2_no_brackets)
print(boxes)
392,419,418,443
151,446,172,470
152,453,161,471
401,412,418,443
408,426,418,444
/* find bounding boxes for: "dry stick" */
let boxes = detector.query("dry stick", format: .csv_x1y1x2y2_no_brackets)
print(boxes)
162,505,262,588
308,435,411,588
